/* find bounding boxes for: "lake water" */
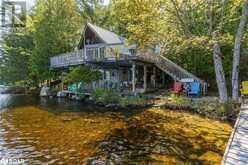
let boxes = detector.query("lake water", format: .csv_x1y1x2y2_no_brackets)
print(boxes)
0,94,232,164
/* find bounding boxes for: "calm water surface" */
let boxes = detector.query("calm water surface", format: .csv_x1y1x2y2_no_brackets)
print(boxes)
0,94,232,164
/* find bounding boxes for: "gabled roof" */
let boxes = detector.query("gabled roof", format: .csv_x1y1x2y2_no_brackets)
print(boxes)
86,23,124,45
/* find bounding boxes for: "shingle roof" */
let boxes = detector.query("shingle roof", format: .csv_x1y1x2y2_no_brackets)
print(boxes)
87,23,124,45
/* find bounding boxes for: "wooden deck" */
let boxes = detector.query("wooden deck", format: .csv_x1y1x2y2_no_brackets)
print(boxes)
50,47,207,93
222,102,248,165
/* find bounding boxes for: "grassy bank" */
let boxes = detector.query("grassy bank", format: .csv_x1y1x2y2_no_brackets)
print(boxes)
154,94,240,122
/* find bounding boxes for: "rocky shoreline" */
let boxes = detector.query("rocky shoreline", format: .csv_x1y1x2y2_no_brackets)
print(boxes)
0,86,26,94
154,99,240,122
83,96,239,122
90,100,154,111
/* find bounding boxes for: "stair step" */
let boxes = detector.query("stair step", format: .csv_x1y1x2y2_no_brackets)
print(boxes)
152,54,205,87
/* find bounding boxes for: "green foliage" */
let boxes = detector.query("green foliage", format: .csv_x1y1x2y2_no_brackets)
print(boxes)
112,0,163,48
92,89,150,106
0,31,34,85
64,66,102,84
170,94,190,106
0,0,112,86
111,0,248,91
0,0,84,86
120,95,147,106
92,88,120,104
77,0,113,27
30,0,82,81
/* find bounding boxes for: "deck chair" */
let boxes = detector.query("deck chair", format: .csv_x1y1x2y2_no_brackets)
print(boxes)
187,82,201,97
241,81,248,97
68,83,78,93
171,82,183,94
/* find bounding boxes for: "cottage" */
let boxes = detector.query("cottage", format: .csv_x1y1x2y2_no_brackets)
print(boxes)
50,23,207,94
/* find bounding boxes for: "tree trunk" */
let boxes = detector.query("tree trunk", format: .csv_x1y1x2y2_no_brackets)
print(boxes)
232,0,248,101
213,41,228,103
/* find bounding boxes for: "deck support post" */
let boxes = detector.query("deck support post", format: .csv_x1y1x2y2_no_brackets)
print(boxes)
117,69,120,92
162,71,165,88
132,63,136,95
153,66,156,88
143,65,147,93
61,72,64,91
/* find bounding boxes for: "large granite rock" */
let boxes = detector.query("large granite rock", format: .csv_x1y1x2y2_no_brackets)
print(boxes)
40,86,52,97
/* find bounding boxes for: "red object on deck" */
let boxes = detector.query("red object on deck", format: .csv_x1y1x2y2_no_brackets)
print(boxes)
171,82,183,94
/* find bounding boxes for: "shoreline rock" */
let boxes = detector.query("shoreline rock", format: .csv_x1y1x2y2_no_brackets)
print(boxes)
0,86,26,94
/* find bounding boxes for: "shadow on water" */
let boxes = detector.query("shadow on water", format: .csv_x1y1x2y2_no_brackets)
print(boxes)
39,97,147,117
0,94,39,110
87,109,232,164
0,94,145,117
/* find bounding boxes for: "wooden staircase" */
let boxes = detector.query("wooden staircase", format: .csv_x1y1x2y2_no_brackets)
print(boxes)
137,52,207,94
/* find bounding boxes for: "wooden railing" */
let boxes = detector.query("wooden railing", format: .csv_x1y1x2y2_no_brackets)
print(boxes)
50,47,106,68
50,49,85,68
50,47,135,68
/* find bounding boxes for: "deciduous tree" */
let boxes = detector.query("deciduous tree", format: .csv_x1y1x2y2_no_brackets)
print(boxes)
232,0,248,101
30,0,82,82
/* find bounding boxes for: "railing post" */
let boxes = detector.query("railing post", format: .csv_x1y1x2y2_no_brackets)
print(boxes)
98,47,100,60
143,65,147,93
153,66,156,88
132,63,136,95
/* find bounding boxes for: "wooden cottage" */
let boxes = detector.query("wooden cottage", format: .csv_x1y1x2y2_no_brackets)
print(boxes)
50,23,207,94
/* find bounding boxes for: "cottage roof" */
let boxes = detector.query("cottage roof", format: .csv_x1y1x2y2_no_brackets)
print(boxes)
86,23,124,45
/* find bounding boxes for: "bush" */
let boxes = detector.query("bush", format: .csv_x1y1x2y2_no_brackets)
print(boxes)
120,95,147,106
64,66,102,84
92,88,120,104
170,94,190,106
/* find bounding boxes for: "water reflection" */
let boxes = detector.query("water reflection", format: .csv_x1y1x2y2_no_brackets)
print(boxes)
0,94,232,164
0,95,39,111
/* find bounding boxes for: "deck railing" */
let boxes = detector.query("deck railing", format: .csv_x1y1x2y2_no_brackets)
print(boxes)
50,47,134,68
50,49,85,68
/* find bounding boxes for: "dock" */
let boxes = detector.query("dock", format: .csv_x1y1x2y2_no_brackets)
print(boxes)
222,103,248,165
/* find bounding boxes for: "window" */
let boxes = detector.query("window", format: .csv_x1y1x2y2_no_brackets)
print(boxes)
129,49,136,55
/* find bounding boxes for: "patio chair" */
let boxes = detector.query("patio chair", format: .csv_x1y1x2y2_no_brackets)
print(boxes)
241,81,248,97
171,82,184,94
187,82,201,97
